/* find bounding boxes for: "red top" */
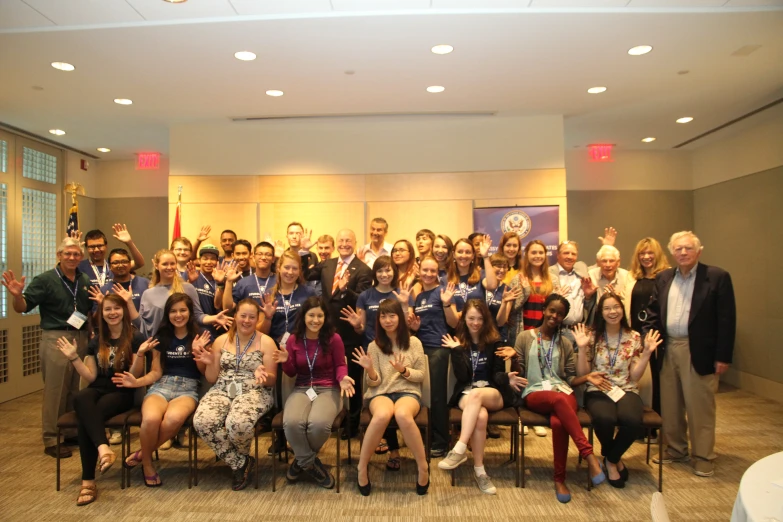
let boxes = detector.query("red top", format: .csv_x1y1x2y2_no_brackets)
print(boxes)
282,333,348,388
523,282,545,330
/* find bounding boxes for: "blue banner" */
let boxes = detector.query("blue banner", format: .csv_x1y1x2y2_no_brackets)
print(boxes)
472,206,560,262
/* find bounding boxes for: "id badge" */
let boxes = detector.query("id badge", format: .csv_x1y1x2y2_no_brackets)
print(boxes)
228,381,242,399
462,385,473,395
542,380,553,391
66,311,87,329
306,387,318,401
279,332,290,348
606,386,626,403
556,383,573,395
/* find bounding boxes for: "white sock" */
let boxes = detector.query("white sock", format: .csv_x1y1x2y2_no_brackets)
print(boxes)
474,465,486,477
454,441,468,454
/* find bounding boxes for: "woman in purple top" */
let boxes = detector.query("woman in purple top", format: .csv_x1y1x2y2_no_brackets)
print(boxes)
272,296,355,489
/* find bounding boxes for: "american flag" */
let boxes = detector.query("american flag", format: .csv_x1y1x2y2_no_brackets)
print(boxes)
66,199,78,236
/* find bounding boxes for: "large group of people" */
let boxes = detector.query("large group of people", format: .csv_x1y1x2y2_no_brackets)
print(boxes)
1,217,736,505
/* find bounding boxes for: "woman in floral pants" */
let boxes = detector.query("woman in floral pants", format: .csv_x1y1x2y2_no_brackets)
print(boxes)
194,299,276,491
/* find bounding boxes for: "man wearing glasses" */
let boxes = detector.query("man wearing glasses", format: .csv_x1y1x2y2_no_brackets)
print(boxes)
78,225,145,288
95,248,149,314
223,241,276,313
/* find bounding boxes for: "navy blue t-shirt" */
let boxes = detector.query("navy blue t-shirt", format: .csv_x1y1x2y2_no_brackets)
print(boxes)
97,276,149,314
452,273,485,312
269,285,315,342
192,272,220,340
79,259,113,288
469,344,490,384
485,283,508,342
414,286,448,348
155,334,201,380
356,287,415,347
232,274,277,306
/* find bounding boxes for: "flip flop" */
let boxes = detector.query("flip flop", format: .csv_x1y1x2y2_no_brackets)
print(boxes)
386,457,401,471
144,472,162,488
76,484,97,506
124,450,142,469
375,441,389,455
99,452,116,474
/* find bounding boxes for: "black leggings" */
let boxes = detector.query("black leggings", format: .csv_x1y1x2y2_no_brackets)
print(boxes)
73,387,134,480
585,391,643,465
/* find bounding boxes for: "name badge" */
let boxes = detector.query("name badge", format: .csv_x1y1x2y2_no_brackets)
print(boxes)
556,383,573,395
228,381,243,399
279,331,290,349
606,386,626,403
542,380,553,391
66,311,87,329
306,387,318,402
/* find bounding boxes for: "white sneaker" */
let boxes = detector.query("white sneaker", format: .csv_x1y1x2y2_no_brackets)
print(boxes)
475,473,497,495
437,450,468,470
534,426,547,437
108,430,122,445
523,426,529,436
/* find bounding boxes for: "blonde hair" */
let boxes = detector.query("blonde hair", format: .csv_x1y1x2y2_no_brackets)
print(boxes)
150,249,185,294
630,237,670,279
522,240,553,295
269,250,304,297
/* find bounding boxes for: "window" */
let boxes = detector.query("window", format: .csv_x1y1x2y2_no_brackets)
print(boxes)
22,325,42,376
0,329,7,383
0,184,6,318
21,188,57,315
22,146,57,184
0,140,7,173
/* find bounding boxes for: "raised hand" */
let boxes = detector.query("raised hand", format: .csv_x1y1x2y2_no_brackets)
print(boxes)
340,306,362,329
191,344,214,365
502,285,523,303
225,265,241,283
112,283,132,303
356,245,369,263
254,364,269,385
88,285,105,305
56,336,78,361
112,371,141,388
572,323,591,350
337,269,350,292
197,225,212,242
192,331,212,353
441,334,461,349
393,282,412,306
440,282,456,306
186,261,199,284
213,309,233,331
68,229,83,244
586,371,613,392
137,337,159,356
599,226,617,246
555,284,572,297
495,346,517,361
300,228,314,250
112,223,132,244
479,234,492,258
643,329,663,356
213,260,230,284
272,345,289,364
390,352,406,373
339,376,356,398
581,277,597,299
605,283,616,295
274,240,285,259
508,371,528,392
351,347,373,370
261,293,277,320
407,313,421,331
1,271,26,297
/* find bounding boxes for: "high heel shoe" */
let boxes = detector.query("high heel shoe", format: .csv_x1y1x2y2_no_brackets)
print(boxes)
618,461,629,482
416,479,430,495
603,457,625,489
358,478,371,496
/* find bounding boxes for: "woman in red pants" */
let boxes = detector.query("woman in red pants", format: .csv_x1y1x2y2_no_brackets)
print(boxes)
509,293,606,503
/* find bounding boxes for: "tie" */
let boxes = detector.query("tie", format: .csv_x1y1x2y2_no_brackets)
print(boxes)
332,260,345,294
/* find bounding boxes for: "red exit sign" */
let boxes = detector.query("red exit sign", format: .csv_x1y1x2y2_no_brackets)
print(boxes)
136,152,161,170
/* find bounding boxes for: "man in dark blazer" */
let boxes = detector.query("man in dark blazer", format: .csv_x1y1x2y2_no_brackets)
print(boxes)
306,228,372,436
644,231,735,477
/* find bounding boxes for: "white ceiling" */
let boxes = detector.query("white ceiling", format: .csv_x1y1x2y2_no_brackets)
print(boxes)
0,1,781,159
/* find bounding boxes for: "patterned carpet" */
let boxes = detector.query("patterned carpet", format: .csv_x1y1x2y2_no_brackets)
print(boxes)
2,383,782,521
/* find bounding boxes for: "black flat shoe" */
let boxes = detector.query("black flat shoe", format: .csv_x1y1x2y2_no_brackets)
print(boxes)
416,479,430,495
604,457,625,489
358,479,371,496
618,462,629,482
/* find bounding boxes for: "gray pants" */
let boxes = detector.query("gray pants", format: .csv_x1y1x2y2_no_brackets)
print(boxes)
283,387,341,469
41,329,88,447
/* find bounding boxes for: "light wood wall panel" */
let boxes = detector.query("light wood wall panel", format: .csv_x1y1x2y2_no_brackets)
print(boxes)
168,203,259,247
169,176,259,204
259,202,365,245
366,200,474,246
257,174,366,203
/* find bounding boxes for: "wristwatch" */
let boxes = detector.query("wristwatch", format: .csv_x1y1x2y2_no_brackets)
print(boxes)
399,367,407,375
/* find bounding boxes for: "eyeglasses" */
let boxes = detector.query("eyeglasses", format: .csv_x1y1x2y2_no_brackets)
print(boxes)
110,260,130,266
392,248,409,254
602,305,623,313
60,252,80,258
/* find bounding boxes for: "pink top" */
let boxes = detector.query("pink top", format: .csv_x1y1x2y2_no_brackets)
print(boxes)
282,333,348,388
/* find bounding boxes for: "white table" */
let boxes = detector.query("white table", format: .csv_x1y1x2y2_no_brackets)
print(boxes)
731,451,783,522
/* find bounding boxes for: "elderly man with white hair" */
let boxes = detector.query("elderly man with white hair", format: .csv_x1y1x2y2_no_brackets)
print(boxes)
586,244,632,324
644,231,735,477
2,237,93,458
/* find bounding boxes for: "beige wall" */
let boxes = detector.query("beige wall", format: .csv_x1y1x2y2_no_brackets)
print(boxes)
565,149,693,191
98,158,168,199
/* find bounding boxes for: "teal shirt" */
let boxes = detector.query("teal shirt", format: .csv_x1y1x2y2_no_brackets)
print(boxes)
23,265,92,330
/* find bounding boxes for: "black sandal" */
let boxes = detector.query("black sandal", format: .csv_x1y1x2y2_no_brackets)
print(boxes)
386,457,401,471
375,441,389,455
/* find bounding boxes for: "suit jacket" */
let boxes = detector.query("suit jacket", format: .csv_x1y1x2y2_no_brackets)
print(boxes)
643,263,736,376
306,256,373,347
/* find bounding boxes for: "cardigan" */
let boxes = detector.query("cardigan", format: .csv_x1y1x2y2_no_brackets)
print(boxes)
364,336,425,399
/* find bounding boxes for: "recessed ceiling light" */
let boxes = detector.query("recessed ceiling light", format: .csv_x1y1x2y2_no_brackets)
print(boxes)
114,98,133,105
266,90,284,97
587,86,607,94
97,147,111,152
51,62,75,71
641,137,656,143
431,44,453,55
426,86,445,93
628,45,653,56
234,51,256,61
49,129,65,136
676,117,693,124
163,0,187,3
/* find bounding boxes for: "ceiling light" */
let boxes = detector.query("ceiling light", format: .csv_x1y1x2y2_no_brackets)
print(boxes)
641,137,656,143
676,117,693,124
587,86,607,94
431,44,453,55
49,129,65,136
628,45,653,56
97,148,111,152
234,51,256,61
426,86,445,93
266,90,284,97
163,0,187,3
114,98,133,105
51,62,75,71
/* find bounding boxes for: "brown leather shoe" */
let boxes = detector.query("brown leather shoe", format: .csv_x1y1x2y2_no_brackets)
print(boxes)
45,445,72,458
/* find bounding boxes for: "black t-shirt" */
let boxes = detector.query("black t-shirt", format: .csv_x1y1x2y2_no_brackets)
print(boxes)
87,331,145,393
631,278,656,333
155,333,202,380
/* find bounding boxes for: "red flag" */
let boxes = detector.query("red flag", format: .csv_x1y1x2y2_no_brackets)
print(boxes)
172,201,181,242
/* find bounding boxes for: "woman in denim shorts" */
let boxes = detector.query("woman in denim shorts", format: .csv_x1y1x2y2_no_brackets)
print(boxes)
118,293,210,487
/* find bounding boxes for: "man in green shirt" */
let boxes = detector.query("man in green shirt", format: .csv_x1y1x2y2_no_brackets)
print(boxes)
2,237,93,458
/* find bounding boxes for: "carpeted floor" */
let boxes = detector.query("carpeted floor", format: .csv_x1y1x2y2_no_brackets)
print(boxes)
1,383,782,521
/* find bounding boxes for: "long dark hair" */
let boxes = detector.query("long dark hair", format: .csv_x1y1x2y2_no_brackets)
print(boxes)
590,292,631,353
374,299,410,355
155,293,199,350
372,255,399,289
454,299,499,352
292,296,336,350
97,294,134,371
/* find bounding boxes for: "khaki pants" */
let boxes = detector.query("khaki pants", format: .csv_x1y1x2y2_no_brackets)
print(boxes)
40,329,88,447
660,337,718,462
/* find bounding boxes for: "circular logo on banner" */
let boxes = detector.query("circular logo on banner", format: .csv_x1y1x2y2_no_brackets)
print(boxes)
501,210,532,239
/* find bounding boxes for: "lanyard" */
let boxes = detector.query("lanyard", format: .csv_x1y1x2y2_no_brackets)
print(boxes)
604,330,623,368
235,333,256,372
199,272,215,294
303,338,320,387
255,275,270,297
281,285,297,331
91,260,109,286
55,267,79,311
469,343,482,382
536,331,556,374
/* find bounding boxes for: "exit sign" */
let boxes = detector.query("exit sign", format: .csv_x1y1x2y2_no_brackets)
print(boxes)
136,152,160,170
